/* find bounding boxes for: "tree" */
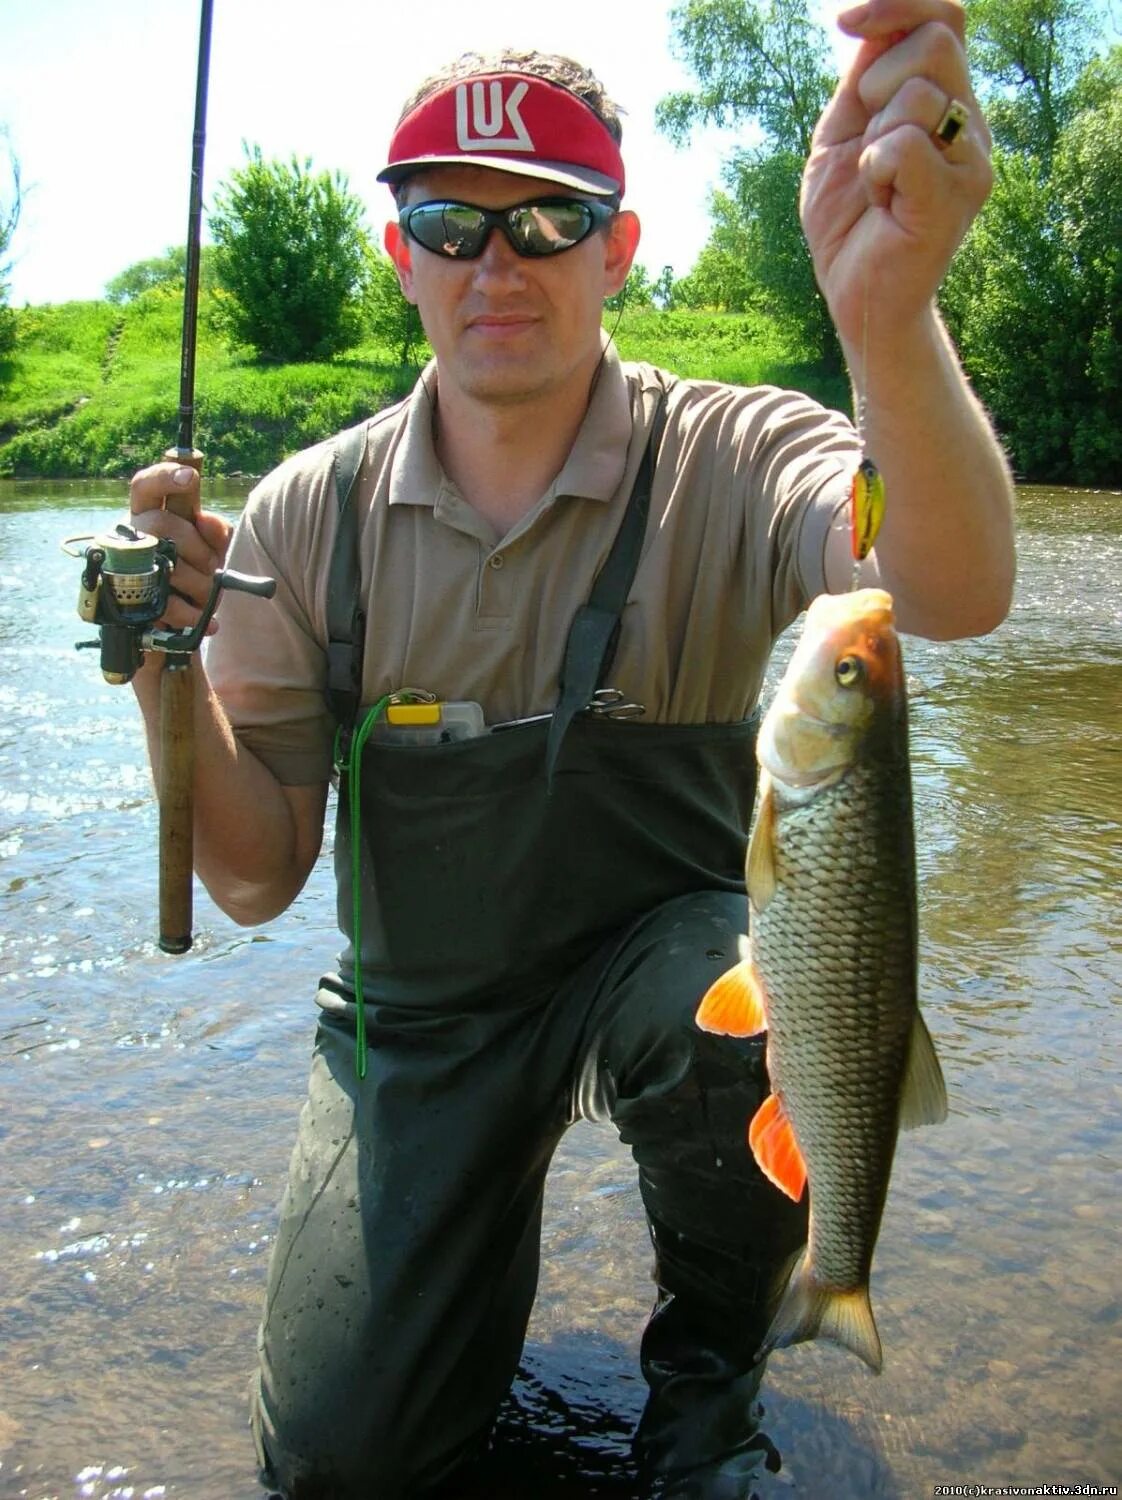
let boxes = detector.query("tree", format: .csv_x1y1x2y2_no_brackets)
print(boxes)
361,243,427,365
966,0,1098,161
105,244,217,304
604,263,656,312
658,0,832,156
671,191,757,311
941,56,1121,482
0,132,21,363
209,146,370,363
658,0,839,366
1052,87,1122,479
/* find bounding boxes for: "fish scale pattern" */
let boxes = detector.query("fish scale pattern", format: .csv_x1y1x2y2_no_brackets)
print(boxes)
756,751,917,1291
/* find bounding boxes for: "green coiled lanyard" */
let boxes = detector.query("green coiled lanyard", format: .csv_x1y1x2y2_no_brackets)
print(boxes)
332,695,391,1080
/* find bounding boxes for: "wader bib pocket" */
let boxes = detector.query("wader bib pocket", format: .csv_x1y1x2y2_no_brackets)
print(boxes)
336,713,758,1009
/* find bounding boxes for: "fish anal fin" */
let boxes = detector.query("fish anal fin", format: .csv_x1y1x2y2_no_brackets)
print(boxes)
899,1011,948,1129
761,1262,883,1374
748,1092,807,1202
695,958,768,1038
747,773,778,911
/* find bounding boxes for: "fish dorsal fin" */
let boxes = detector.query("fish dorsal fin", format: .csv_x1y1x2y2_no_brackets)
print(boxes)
747,772,778,912
898,1012,949,1129
748,1092,807,1202
695,956,768,1037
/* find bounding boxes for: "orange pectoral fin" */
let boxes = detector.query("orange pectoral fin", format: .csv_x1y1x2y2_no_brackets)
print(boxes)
748,1092,808,1202
695,959,768,1038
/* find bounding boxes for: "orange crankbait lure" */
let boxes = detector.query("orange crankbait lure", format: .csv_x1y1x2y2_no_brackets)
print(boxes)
850,458,886,562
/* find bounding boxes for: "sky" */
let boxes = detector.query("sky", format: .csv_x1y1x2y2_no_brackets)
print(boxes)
0,0,857,308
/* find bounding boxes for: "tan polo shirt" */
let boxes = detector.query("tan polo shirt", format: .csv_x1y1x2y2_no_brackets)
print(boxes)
207,343,859,785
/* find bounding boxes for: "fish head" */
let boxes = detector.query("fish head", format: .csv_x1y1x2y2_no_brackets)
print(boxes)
759,589,904,790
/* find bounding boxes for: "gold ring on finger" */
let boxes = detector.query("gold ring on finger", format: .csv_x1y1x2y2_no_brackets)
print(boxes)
933,97,969,149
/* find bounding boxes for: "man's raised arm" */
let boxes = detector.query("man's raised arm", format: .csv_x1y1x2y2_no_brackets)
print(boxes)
804,0,1016,639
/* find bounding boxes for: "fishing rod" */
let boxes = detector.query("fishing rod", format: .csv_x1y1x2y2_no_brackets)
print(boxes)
67,0,274,955
156,0,214,957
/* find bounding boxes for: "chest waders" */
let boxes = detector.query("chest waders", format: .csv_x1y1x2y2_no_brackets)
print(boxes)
251,389,810,1500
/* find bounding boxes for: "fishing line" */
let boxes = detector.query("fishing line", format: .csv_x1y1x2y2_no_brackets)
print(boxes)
849,220,886,588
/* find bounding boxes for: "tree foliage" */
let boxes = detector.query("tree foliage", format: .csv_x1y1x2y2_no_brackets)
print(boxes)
361,244,428,365
965,0,1097,161
605,262,657,312
105,244,217,304
670,190,757,312
658,0,832,156
209,146,369,363
659,0,839,367
665,0,1119,480
942,41,1121,482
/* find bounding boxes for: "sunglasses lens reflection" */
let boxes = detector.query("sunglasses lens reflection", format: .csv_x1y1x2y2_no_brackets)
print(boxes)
403,200,606,260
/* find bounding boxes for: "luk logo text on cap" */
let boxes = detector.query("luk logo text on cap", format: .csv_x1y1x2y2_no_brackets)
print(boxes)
455,81,533,152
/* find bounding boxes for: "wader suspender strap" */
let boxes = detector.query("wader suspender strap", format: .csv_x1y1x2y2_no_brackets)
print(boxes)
544,386,670,783
326,422,370,742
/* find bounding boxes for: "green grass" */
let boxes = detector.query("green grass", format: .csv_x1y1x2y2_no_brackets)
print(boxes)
614,306,851,413
0,292,847,478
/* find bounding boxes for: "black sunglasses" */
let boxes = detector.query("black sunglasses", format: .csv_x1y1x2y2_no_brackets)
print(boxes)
399,196,616,260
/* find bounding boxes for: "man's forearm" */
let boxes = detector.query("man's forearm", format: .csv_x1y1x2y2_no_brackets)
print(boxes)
132,660,326,925
833,309,1016,640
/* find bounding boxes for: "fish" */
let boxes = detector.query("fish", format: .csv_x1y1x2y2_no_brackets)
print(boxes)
695,587,947,1373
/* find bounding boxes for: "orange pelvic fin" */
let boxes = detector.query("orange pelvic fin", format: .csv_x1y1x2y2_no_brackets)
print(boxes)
748,1092,807,1202
695,957,768,1038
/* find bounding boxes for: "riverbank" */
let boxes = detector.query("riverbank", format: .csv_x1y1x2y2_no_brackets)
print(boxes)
0,293,848,479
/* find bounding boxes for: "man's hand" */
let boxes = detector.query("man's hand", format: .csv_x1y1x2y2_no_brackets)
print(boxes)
129,460,233,635
801,0,992,351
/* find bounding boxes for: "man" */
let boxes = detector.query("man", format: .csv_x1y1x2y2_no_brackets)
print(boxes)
130,3,1014,1495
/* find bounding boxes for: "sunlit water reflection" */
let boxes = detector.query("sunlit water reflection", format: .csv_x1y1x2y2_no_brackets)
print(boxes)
1,480,1118,1498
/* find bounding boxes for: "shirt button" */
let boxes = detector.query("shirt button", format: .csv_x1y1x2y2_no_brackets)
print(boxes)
488,554,504,570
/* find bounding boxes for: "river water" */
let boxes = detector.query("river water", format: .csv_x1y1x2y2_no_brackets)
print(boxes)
0,479,1118,1500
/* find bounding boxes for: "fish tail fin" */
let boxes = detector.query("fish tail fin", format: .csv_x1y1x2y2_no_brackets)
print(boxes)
762,1264,884,1374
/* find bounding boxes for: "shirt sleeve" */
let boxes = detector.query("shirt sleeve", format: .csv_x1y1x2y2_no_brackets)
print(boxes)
204,443,339,785
751,387,858,624
719,383,859,636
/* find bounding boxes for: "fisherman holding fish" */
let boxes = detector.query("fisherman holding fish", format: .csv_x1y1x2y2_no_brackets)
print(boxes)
127,1,1014,1495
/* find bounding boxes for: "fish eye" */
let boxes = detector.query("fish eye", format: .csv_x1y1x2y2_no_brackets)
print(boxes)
835,654,864,687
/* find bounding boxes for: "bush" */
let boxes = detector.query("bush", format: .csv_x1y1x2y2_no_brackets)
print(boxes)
209,147,370,364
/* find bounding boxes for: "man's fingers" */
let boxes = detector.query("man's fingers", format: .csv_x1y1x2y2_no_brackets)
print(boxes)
154,593,218,636
858,120,989,242
130,460,202,519
816,4,978,152
131,506,217,574
863,75,990,159
838,0,966,45
195,510,234,563
856,22,982,135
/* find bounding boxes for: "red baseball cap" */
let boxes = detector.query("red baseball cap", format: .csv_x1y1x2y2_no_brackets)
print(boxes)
378,72,625,198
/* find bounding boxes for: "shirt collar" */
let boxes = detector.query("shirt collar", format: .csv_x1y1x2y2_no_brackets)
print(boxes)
387,338,633,510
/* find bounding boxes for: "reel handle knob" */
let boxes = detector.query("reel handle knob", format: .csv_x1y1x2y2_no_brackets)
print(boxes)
218,569,277,600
